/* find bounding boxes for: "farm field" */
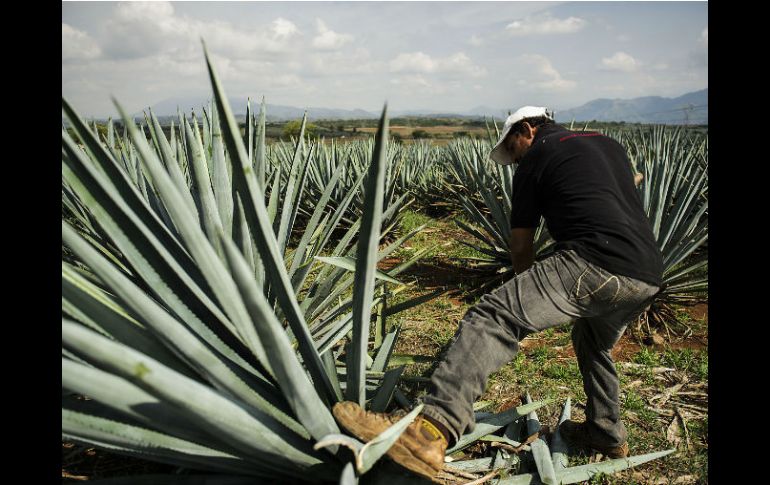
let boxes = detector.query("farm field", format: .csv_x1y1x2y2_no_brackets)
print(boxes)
62,209,708,483
62,51,707,484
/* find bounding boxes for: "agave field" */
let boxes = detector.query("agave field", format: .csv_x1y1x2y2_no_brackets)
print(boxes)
62,46,707,484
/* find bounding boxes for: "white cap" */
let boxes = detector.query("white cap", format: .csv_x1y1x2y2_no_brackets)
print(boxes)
489,106,553,165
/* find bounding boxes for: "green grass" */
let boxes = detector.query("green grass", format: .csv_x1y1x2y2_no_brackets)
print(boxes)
662,348,708,380
398,209,434,234
632,347,661,367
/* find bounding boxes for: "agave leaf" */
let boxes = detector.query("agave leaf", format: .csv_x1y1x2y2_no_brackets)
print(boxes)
386,244,437,277
62,223,302,434
62,263,193,377
202,43,338,406
446,455,520,474
313,296,382,356
371,327,400,372
266,165,282,225
315,166,367,254
339,461,358,485
524,393,557,485
446,400,552,454
320,346,344,401
550,398,571,471
377,223,427,261
347,105,389,405
556,449,676,484
62,100,191,270
63,358,234,451
62,408,278,477
62,131,260,365
303,217,364,317
63,121,269,378
277,112,308,253
491,412,524,469
220,234,342,442
62,319,326,467
476,434,530,449
232,195,257,276
210,103,234,237
314,256,402,285
369,366,405,413
288,161,345,278
184,115,226,256
290,212,331,293
382,288,445,319
256,98,267,190
148,112,198,212
114,100,273,371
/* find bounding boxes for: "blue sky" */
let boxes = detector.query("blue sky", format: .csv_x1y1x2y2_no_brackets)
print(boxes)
62,1,708,118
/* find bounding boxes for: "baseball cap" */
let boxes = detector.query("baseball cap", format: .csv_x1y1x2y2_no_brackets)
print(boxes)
489,106,553,165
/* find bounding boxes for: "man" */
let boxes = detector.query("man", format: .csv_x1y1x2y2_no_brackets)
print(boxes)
333,106,663,482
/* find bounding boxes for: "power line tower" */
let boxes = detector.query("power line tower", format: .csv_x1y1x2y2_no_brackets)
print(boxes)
682,103,695,125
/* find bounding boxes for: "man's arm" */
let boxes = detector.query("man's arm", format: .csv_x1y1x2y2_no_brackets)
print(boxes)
509,227,536,274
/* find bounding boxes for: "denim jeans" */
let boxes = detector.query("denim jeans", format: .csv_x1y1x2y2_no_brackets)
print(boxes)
415,249,660,448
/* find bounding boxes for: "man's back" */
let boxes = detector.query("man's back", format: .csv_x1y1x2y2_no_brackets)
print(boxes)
511,124,663,286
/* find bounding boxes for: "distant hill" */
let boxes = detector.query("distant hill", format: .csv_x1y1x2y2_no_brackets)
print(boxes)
555,89,707,125
116,88,707,124
138,96,379,121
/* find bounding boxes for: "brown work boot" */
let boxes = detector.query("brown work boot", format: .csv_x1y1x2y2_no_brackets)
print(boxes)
332,401,448,482
559,420,629,459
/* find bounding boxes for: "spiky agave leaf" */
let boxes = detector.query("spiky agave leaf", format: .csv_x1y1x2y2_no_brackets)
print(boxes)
62,44,441,483
443,137,553,286
624,125,708,337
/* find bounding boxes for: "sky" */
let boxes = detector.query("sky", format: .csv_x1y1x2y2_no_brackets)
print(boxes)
62,1,708,118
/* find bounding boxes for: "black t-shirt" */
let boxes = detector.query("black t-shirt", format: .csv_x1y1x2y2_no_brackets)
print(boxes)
510,123,663,286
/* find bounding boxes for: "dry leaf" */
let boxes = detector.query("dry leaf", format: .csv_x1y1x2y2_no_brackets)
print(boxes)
666,416,681,445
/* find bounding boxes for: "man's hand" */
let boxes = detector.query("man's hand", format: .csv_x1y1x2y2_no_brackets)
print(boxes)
634,172,644,187
509,227,535,274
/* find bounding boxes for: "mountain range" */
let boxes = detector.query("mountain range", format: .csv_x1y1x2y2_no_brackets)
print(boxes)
133,89,707,124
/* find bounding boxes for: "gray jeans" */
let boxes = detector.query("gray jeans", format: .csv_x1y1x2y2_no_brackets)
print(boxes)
416,249,659,448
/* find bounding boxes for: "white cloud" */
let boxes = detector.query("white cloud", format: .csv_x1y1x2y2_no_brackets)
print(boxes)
652,63,669,71
700,27,708,48
304,48,381,77
506,14,586,36
100,3,301,60
389,51,486,77
62,23,101,61
469,35,483,47
390,52,434,72
271,18,299,39
391,75,432,89
600,52,640,72
312,19,353,50
115,1,174,21
517,54,576,92
617,34,631,43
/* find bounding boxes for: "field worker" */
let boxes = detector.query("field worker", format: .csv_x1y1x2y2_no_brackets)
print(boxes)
333,106,664,482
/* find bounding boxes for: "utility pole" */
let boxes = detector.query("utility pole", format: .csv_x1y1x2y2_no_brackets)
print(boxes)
682,103,695,125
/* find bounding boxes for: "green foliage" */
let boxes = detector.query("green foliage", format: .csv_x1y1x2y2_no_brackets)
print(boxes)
661,348,707,379
632,347,661,367
283,119,318,139
411,129,430,139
